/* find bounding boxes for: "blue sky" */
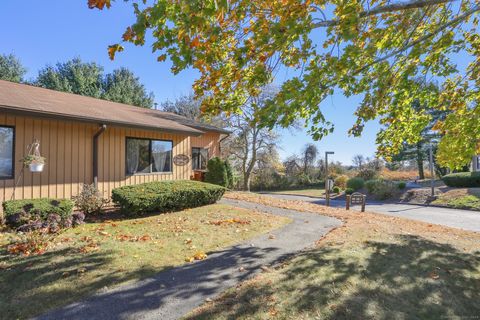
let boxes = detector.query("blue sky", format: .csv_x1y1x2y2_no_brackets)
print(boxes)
0,1,380,165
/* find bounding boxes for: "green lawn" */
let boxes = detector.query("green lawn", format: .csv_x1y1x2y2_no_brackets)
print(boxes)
188,235,480,320
432,188,480,211
0,204,290,319
265,188,326,198
187,192,480,320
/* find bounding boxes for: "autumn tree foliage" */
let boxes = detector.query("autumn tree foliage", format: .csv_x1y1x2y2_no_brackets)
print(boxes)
90,0,480,169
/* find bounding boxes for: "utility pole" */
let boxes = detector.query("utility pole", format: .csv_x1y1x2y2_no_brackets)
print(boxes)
325,151,334,206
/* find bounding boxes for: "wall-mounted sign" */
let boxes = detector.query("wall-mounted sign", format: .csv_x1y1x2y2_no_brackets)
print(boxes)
173,154,190,166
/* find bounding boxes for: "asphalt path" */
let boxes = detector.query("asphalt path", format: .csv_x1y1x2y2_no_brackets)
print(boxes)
263,193,480,232
37,198,341,320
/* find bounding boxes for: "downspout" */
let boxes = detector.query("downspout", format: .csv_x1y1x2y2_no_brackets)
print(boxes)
93,124,107,188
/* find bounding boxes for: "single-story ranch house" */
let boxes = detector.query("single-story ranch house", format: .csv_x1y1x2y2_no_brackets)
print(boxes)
0,80,229,204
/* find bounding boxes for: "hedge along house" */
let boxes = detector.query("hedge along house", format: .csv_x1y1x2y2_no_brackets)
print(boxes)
0,80,229,205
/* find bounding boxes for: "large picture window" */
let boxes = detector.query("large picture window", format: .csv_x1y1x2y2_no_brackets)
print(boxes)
0,126,14,179
126,138,172,174
192,147,208,170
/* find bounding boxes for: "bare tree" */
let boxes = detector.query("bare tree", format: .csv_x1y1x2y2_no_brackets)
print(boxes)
284,155,302,177
160,93,201,120
223,87,280,191
301,143,318,175
352,154,366,168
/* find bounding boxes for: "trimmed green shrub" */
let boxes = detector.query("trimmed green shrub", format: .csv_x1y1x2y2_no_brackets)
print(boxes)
398,182,407,190
205,157,229,187
3,198,74,230
345,188,354,195
332,186,340,194
442,172,480,188
111,180,225,215
346,177,365,191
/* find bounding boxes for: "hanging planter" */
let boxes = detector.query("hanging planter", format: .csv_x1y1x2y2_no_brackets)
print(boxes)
22,140,46,173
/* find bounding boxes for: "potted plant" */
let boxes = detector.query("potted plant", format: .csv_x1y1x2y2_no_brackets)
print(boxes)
23,155,46,172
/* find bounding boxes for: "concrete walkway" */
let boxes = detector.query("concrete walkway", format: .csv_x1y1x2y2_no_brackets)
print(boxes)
37,199,341,320
264,193,480,232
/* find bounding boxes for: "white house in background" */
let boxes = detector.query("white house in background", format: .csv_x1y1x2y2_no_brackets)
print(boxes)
472,155,480,172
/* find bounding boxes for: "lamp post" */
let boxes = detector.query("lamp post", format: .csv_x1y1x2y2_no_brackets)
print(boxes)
429,143,435,198
325,151,334,206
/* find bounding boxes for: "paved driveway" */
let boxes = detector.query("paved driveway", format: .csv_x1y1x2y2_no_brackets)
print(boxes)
37,199,341,320
263,193,480,232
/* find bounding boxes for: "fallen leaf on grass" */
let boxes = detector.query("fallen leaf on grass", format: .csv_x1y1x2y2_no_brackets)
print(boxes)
186,251,208,261
138,234,151,242
79,242,100,254
116,234,132,242
80,236,93,242
268,307,278,316
184,238,193,244
429,271,440,280
195,252,207,260
209,218,251,226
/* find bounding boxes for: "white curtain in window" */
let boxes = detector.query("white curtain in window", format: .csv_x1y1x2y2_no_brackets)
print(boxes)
200,149,208,169
152,141,170,172
127,139,139,174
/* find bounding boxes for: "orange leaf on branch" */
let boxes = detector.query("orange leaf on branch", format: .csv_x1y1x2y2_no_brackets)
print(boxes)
88,0,111,10
108,44,124,60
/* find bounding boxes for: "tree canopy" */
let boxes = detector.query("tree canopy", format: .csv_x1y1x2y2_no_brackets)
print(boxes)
103,68,154,108
0,54,26,83
36,58,154,108
160,93,202,120
36,58,104,98
91,0,480,169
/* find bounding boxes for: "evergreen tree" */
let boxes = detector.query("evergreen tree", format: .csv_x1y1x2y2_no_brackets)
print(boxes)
0,54,26,83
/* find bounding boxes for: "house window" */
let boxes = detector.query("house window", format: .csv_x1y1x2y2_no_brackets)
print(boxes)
126,138,172,174
0,126,14,179
192,147,208,170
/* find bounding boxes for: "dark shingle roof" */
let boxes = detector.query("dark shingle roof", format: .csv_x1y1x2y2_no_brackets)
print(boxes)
0,80,228,136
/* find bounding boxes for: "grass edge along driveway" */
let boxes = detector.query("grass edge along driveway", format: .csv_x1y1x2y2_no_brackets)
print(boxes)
0,203,291,320
186,192,480,320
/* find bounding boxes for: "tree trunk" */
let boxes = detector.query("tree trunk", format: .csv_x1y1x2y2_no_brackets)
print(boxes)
243,173,251,192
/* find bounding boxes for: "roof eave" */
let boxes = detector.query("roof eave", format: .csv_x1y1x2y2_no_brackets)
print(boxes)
0,105,205,136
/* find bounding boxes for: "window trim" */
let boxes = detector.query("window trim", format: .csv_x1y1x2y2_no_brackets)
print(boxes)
125,137,173,176
192,147,209,171
0,125,15,180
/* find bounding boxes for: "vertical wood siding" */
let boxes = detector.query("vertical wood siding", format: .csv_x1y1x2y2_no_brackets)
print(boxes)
0,112,221,202
191,132,221,159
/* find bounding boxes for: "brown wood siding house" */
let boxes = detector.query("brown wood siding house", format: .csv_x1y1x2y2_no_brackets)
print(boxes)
0,80,228,204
